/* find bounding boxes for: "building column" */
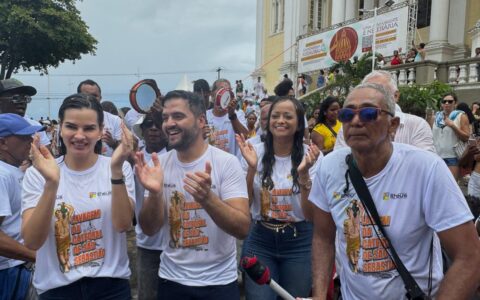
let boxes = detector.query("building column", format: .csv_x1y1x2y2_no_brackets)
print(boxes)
345,0,358,21
363,0,374,10
252,0,266,82
279,0,308,80
425,0,455,61
469,20,480,57
254,0,264,71
447,0,468,59
331,0,346,25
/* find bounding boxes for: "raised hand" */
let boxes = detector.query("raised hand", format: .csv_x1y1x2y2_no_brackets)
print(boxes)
30,134,60,183
183,161,212,205
236,134,257,169
298,143,320,175
134,151,163,194
111,123,135,170
102,129,116,148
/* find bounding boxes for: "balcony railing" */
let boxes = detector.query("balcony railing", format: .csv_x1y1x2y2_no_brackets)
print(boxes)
383,57,480,87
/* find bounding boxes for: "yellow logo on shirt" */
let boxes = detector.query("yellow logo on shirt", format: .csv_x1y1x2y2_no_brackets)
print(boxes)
383,193,389,201
333,192,342,201
89,192,97,199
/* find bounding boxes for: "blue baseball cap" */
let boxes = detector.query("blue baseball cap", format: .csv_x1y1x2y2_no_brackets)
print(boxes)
0,113,44,137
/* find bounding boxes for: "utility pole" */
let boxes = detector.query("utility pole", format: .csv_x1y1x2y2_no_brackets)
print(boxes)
216,67,223,79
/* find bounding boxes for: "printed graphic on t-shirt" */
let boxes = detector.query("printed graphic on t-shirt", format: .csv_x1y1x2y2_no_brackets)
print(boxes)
343,200,395,275
208,125,229,152
260,187,295,222
54,202,105,273
168,191,209,250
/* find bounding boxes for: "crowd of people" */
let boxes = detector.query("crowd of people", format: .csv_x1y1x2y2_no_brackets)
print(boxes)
0,71,479,300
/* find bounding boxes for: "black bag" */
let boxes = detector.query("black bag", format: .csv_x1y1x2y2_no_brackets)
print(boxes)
346,154,432,300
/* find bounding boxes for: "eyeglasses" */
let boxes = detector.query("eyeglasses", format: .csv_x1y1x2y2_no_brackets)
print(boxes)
442,100,454,104
338,107,394,123
0,95,32,104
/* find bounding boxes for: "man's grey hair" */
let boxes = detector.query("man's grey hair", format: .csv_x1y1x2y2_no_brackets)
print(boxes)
362,70,398,95
211,78,231,92
349,83,396,116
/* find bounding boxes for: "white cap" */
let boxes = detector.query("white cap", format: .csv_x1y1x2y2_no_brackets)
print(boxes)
132,115,146,140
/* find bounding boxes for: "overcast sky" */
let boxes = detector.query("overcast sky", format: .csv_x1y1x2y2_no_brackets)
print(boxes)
18,0,257,119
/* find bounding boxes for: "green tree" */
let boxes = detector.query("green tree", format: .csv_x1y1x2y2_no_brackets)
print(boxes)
303,52,375,115
0,0,97,79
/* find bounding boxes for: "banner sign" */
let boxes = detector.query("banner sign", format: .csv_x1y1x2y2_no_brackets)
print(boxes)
297,6,409,73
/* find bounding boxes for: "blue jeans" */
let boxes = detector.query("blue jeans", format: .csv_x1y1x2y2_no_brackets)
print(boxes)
0,264,32,300
242,220,313,300
39,277,130,300
157,278,239,300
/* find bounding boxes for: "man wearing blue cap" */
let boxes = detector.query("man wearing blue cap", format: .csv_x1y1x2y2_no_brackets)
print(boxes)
0,78,51,147
0,113,43,299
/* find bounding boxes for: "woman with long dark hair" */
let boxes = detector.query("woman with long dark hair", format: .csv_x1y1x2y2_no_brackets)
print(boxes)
21,94,135,299
237,96,321,299
311,96,342,155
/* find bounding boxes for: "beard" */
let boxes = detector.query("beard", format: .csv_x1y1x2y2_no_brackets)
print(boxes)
168,124,200,151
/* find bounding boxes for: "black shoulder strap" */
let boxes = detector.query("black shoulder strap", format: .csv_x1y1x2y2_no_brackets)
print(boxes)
346,154,427,300
325,123,338,138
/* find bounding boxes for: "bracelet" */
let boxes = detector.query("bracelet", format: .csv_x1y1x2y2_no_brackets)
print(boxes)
111,177,125,185
298,178,312,189
228,113,237,121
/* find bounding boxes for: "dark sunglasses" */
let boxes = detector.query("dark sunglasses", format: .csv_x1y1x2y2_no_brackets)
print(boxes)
141,119,161,129
338,107,394,123
441,100,454,104
0,95,32,104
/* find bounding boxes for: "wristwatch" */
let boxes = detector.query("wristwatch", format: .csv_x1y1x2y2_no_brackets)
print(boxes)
228,113,237,121
111,177,125,185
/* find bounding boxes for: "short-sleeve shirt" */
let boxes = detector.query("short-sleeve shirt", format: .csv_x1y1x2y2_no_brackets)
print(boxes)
22,156,135,294
155,145,248,286
134,148,167,250
101,111,122,157
309,143,472,299
241,143,321,222
0,161,25,270
206,109,247,156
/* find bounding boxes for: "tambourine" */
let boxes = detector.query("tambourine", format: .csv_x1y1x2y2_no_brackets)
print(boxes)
214,88,235,109
129,79,161,114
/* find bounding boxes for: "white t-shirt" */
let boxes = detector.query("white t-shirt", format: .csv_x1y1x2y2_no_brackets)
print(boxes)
247,135,263,146
154,145,248,286
432,112,464,158
25,115,50,146
241,143,321,222
206,109,247,156
135,148,167,250
309,143,472,299
101,111,122,157
22,156,135,294
0,161,25,270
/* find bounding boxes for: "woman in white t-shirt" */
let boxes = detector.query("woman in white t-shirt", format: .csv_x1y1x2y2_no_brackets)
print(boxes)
237,96,321,300
21,94,135,299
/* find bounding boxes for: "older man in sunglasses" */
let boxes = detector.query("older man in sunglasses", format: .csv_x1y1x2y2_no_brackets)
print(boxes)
308,83,480,299
0,79,51,147
334,71,435,153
